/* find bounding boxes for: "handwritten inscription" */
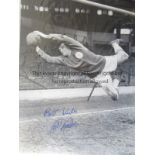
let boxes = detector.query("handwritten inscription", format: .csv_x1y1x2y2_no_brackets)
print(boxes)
44,108,59,117
44,107,77,117
50,118,78,132
62,107,77,115
44,107,79,132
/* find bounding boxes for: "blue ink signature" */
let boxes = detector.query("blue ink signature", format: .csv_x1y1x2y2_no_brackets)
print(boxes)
44,108,59,117
50,119,63,131
44,107,77,117
50,118,78,132
62,107,77,115
61,118,78,131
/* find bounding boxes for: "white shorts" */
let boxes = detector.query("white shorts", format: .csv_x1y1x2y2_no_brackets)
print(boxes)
93,72,112,85
103,55,117,73
93,55,117,85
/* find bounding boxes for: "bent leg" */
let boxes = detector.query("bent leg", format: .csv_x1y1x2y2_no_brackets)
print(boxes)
111,39,129,64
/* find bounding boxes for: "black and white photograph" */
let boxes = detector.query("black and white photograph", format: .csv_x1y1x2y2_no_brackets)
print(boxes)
19,0,135,154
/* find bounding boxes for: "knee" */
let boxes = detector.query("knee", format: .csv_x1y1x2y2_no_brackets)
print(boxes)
117,51,129,64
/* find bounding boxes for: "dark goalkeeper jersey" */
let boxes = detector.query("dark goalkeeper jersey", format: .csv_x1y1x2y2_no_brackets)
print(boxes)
52,35,106,78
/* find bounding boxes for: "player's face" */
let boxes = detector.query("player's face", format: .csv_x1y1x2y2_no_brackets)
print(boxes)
59,43,71,56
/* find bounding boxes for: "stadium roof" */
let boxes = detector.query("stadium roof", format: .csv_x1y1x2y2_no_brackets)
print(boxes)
21,0,135,32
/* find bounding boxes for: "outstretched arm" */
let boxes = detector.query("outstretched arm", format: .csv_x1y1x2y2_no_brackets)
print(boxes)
33,31,84,48
36,46,64,65
49,34,84,47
